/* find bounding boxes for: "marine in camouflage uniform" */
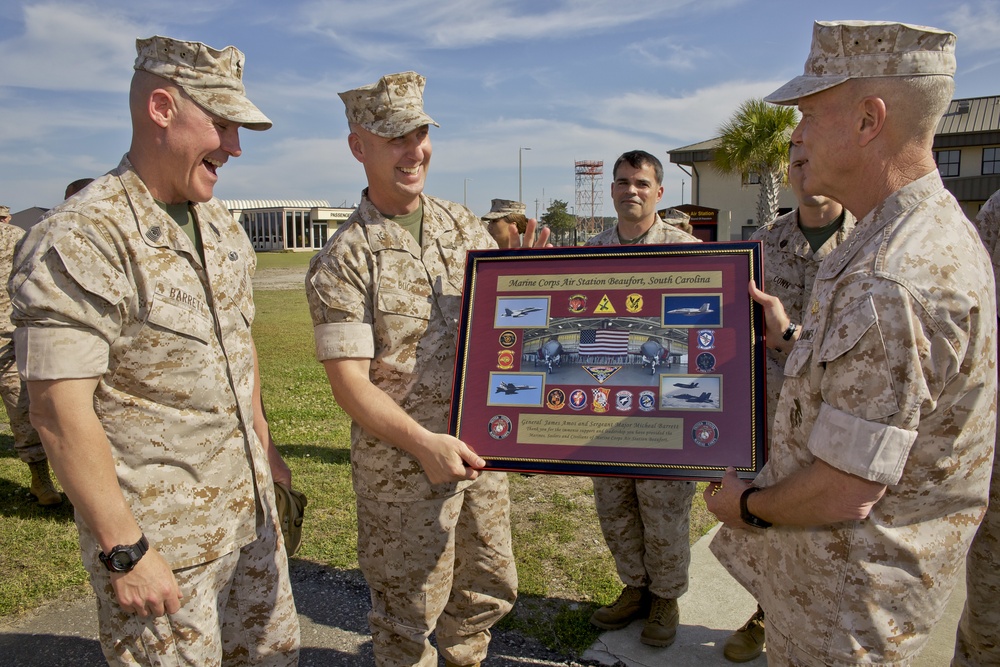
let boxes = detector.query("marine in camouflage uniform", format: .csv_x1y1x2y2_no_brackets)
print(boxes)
705,22,997,665
586,151,700,648
0,207,61,505
953,188,1000,667
306,72,523,667
10,37,298,666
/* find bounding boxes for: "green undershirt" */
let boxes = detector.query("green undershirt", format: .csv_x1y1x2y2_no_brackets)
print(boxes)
800,210,846,254
389,203,424,245
156,200,204,264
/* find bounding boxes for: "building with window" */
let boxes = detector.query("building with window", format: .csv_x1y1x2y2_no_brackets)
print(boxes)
932,96,1000,219
223,200,355,251
668,95,1000,240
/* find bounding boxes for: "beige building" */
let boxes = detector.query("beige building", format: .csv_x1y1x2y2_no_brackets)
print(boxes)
223,199,355,252
668,95,1000,239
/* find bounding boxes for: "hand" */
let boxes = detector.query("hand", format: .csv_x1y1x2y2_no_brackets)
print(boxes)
703,467,751,527
749,279,793,352
268,441,292,488
110,547,182,617
413,432,486,485
506,218,552,249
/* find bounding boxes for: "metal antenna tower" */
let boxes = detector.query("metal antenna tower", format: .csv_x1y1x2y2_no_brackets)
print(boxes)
575,160,604,235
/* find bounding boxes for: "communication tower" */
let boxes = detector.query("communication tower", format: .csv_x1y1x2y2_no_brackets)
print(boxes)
575,160,604,235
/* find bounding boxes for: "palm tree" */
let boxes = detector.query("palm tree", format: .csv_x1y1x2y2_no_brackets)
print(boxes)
713,98,799,226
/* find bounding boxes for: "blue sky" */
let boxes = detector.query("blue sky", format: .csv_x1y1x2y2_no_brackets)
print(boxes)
1,1,998,218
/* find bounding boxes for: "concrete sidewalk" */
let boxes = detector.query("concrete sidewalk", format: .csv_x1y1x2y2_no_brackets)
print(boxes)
0,525,967,666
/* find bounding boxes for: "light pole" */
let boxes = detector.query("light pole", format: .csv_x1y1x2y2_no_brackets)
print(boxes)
464,178,472,207
518,147,531,203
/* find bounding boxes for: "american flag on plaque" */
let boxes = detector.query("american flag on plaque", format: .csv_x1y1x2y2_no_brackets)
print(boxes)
578,329,630,355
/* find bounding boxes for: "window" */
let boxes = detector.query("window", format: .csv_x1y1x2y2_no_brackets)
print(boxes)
983,147,1000,176
935,150,961,177
742,172,761,186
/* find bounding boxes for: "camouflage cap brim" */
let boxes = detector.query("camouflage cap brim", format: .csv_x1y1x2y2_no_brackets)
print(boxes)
365,109,439,139
184,87,272,131
764,75,852,105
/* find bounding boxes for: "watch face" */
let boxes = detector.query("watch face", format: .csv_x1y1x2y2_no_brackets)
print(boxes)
110,551,133,571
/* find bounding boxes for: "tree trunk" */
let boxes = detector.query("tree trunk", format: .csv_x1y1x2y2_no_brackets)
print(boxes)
756,171,781,226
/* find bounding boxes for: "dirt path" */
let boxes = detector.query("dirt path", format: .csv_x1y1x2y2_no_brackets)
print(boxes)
253,266,308,291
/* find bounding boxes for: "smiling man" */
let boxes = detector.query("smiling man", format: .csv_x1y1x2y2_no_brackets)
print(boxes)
585,150,700,648
10,36,299,666
306,71,546,667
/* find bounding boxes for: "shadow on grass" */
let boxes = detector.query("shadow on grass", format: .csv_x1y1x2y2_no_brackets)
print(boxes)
278,443,351,466
0,442,73,523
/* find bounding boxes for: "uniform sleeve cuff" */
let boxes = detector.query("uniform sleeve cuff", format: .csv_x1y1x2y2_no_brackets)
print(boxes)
313,322,374,361
807,402,917,485
14,326,109,380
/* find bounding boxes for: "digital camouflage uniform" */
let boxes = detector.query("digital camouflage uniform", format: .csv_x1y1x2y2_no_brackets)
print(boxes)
953,188,1000,667
751,209,855,432
10,157,299,666
0,222,44,463
306,190,517,667
585,218,701,600
711,171,997,665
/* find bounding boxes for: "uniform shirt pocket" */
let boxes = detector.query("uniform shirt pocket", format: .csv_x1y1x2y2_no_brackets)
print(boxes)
816,294,899,421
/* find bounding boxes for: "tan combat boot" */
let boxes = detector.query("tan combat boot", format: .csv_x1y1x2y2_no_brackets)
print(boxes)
723,606,765,662
28,460,62,506
589,585,650,630
640,595,679,647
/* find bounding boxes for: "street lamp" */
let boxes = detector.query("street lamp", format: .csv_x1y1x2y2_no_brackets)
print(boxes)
464,178,472,207
518,147,531,203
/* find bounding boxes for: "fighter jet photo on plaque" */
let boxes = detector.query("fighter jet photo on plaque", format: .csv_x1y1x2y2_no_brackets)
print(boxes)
450,241,767,481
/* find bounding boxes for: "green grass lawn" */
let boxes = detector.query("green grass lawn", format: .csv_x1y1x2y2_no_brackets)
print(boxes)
0,284,718,656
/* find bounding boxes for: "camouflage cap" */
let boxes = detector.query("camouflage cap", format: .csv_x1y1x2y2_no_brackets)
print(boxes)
134,36,272,131
765,21,956,105
0,205,9,218
339,71,439,138
659,207,691,225
482,198,527,221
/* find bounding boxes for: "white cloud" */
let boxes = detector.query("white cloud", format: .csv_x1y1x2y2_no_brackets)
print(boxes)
625,38,712,71
946,3,1000,53
0,3,148,92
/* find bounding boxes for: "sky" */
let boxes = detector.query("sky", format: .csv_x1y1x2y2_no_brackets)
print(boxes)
1,0,999,219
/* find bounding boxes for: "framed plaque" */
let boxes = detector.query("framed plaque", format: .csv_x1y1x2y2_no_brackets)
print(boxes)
449,241,766,481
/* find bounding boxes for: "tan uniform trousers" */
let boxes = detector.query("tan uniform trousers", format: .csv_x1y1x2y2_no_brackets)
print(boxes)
953,439,1000,666
0,358,44,463
592,477,696,599
86,519,299,667
356,471,517,667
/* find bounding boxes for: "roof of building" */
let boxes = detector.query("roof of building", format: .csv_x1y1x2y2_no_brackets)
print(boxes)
222,199,331,210
936,96,1000,135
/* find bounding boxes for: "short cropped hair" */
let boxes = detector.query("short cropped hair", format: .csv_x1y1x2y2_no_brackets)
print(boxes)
613,150,664,185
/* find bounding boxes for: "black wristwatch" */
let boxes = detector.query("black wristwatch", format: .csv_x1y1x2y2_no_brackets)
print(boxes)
740,488,772,529
99,534,149,573
782,322,798,341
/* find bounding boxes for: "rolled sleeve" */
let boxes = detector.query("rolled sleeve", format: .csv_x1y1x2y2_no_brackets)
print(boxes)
808,401,918,485
314,322,374,361
14,326,109,380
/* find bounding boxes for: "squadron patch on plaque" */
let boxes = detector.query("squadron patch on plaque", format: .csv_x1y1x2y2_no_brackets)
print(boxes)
568,294,588,314
692,420,720,448
615,390,634,412
546,388,567,410
499,330,517,348
696,329,716,350
592,387,611,413
696,352,716,373
625,293,643,313
488,415,513,440
638,390,657,412
569,389,588,411
582,365,621,384
497,350,514,370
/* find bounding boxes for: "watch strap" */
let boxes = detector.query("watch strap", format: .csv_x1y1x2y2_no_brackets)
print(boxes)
740,487,772,529
782,322,798,341
99,534,149,572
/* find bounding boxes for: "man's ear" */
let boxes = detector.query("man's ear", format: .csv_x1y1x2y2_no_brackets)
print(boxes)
347,132,367,163
857,96,887,148
148,89,175,129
